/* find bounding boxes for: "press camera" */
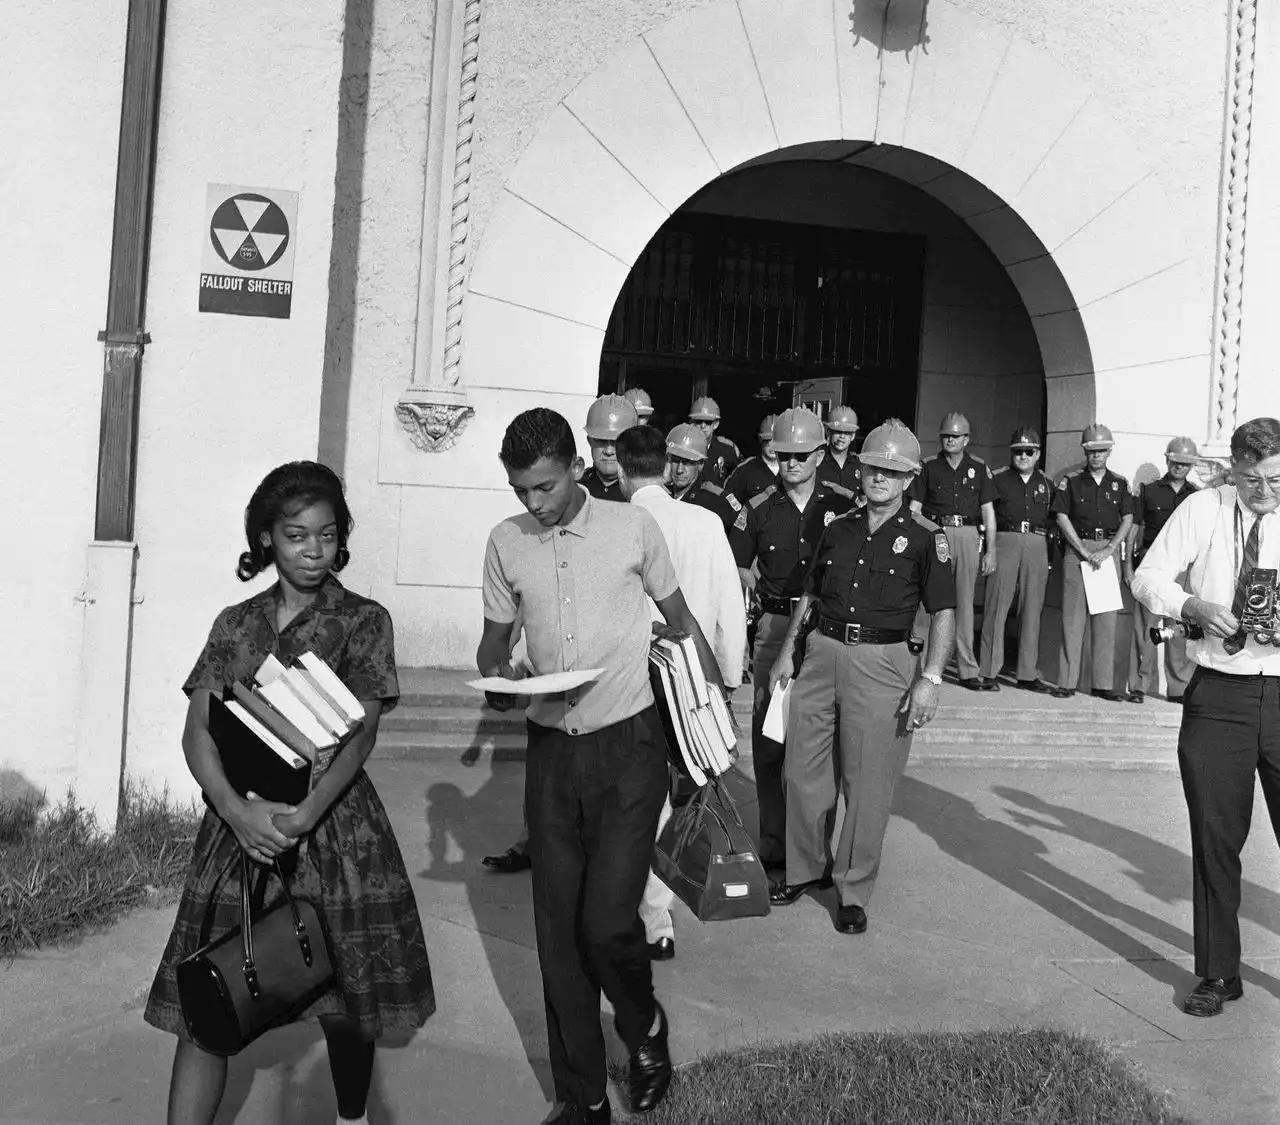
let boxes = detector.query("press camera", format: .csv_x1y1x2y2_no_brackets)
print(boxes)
1150,567,1280,647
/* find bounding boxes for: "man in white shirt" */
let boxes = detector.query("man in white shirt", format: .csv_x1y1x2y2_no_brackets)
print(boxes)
1131,416,1280,1018
616,425,746,960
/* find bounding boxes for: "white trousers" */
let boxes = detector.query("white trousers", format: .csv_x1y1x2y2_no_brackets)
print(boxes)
638,795,675,943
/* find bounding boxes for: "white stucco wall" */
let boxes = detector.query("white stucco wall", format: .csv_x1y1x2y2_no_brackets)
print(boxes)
0,3,126,801
124,0,348,799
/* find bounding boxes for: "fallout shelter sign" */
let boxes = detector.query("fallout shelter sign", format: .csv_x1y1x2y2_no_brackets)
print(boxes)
199,184,298,318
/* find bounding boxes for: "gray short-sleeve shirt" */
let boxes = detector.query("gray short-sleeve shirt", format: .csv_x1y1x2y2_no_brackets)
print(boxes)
482,492,680,734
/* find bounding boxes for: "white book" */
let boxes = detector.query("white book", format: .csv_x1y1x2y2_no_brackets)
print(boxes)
258,679,337,748
255,652,289,687
281,666,349,738
297,651,366,723
224,699,308,769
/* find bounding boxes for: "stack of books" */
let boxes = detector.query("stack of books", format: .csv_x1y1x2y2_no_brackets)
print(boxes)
207,652,365,804
648,635,737,787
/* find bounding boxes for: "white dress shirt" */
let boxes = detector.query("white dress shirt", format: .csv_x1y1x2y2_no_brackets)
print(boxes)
1131,485,1280,675
630,483,747,687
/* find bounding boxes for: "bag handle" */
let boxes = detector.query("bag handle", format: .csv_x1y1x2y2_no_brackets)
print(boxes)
237,852,317,1001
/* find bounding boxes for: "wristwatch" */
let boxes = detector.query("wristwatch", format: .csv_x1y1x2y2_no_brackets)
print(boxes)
921,671,942,685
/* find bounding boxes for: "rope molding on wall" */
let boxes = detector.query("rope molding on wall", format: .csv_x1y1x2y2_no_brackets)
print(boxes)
1210,0,1259,446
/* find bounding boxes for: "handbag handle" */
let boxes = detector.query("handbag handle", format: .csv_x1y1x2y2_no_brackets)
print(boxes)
237,852,317,1001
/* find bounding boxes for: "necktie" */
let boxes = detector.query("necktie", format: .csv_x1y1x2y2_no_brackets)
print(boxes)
1223,515,1261,655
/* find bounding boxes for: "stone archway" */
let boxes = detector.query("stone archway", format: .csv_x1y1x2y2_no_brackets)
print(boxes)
462,0,1207,478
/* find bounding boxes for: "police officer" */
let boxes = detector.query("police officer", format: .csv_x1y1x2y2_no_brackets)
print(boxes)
665,423,740,531
724,414,780,503
579,394,639,500
623,387,655,425
729,408,857,872
908,412,997,689
979,427,1057,693
1124,436,1201,702
1050,423,1136,701
689,396,741,485
816,405,862,493
766,419,956,934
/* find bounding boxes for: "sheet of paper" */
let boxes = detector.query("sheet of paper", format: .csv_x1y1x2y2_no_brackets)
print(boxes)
761,680,792,743
1081,556,1124,615
465,668,605,694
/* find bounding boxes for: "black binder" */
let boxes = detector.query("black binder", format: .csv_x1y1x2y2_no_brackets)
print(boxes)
207,692,312,805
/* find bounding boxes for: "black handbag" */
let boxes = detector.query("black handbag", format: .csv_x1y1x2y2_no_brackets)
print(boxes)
177,853,335,1056
653,775,771,921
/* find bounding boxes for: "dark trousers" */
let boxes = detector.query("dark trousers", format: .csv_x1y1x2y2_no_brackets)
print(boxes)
1178,667,1280,979
750,612,791,864
526,708,668,1106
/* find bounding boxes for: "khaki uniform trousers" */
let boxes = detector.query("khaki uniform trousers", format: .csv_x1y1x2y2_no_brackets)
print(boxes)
784,633,916,908
979,531,1049,681
913,525,980,679
751,611,791,865
1058,543,1122,693
1131,598,1195,699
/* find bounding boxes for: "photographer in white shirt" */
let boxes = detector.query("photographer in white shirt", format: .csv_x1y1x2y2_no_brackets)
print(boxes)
1131,416,1280,1017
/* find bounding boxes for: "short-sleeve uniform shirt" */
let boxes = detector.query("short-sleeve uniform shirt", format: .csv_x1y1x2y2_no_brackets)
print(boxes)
579,468,626,502
183,575,400,711
729,483,857,599
816,450,862,494
908,453,997,521
676,479,740,533
1135,475,1199,550
803,508,957,629
724,456,779,503
482,493,679,734
991,467,1053,530
1050,469,1134,534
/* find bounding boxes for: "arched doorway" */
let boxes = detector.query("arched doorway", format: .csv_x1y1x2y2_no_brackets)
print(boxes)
595,149,1048,467
462,0,1207,478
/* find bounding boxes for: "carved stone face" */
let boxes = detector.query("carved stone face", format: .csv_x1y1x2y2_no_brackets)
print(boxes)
395,401,474,453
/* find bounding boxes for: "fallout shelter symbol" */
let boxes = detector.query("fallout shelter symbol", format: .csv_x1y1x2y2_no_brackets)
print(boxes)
209,193,289,271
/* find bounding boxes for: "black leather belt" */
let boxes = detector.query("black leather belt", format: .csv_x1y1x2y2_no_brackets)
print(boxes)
997,521,1047,535
929,513,977,527
1076,527,1115,540
759,595,801,616
816,617,909,646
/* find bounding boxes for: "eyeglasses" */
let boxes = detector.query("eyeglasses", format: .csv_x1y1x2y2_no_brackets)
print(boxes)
1012,449,1039,456
1237,472,1280,493
777,451,815,463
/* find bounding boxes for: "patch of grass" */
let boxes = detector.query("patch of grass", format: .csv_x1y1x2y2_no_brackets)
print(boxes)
0,781,202,958
626,1029,1190,1124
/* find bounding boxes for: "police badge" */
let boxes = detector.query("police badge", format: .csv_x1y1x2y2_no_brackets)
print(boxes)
893,535,908,554
935,532,950,563
967,467,975,479
824,510,836,527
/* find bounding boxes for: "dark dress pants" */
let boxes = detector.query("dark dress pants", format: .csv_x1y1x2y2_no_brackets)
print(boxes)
526,709,668,1107
1178,667,1280,979
751,611,791,865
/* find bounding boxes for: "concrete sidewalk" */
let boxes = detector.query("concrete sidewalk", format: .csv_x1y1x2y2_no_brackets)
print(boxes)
3,754,1279,1124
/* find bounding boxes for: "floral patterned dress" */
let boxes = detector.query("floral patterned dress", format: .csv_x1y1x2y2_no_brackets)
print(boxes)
144,575,435,1042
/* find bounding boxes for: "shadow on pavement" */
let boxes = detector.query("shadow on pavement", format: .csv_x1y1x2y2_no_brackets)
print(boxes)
994,785,1280,1001
419,767,555,1102
895,775,1191,1004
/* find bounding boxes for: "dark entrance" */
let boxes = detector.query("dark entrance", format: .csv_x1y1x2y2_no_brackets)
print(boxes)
598,212,925,452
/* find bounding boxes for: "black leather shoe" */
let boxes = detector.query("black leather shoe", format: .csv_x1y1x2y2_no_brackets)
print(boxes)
1050,687,1074,698
481,846,531,873
1183,976,1243,1017
834,902,867,934
648,937,675,962
548,1099,612,1124
980,678,1002,692
1127,690,1145,704
959,677,986,691
628,1003,672,1113
768,876,833,905
1018,679,1058,694
1090,688,1128,703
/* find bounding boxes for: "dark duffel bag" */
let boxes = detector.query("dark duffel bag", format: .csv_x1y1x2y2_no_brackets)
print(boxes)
653,775,770,921
177,853,334,1056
